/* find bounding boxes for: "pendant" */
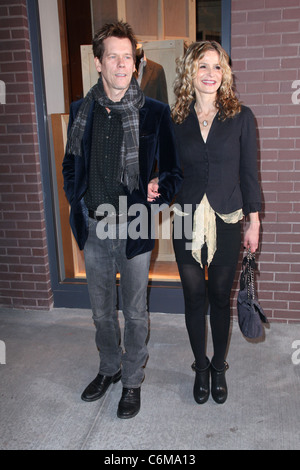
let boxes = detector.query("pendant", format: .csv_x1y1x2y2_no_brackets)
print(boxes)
202,120,208,127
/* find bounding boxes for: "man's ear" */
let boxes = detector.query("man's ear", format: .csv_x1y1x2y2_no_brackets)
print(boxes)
94,56,101,73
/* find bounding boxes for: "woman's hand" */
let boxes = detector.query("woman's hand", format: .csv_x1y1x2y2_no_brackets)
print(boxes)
243,213,260,253
147,177,160,202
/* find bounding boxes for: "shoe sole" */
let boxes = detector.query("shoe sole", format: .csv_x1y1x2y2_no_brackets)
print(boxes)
117,407,140,419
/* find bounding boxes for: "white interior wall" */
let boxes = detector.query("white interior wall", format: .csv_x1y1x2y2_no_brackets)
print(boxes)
38,0,65,114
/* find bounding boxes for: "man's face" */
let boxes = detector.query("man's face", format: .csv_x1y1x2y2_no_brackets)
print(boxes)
94,36,135,101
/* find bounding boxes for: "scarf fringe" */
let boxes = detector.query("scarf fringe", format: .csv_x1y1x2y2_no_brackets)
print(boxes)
118,167,140,193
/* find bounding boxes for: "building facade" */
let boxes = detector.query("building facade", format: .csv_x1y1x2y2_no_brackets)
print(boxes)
0,0,300,322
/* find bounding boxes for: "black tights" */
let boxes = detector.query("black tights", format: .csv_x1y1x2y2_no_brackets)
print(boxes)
178,262,237,370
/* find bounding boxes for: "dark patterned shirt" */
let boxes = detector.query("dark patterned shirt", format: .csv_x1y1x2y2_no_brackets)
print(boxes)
84,102,125,214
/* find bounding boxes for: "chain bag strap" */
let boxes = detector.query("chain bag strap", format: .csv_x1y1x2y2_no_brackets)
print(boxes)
247,249,255,301
237,249,268,339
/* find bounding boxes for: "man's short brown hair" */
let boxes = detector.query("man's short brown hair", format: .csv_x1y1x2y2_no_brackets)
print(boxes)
92,21,137,62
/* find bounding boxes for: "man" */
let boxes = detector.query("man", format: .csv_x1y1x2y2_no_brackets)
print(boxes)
62,22,182,419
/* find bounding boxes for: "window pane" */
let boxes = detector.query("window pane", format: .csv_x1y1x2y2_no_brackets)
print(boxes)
196,0,221,43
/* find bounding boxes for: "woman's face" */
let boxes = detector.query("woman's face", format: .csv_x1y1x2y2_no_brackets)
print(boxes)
192,50,223,97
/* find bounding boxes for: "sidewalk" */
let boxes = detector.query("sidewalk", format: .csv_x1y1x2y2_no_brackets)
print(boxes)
0,307,299,450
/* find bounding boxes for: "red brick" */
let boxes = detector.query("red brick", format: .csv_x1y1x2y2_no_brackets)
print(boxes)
265,0,299,7
282,32,300,44
282,8,300,19
264,69,298,82
247,10,282,22
232,0,265,12
263,93,293,105
279,127,300,138
232,22,265,36
265,20,299,34
8,4,27,16
262,139,294,150
247,34,281,47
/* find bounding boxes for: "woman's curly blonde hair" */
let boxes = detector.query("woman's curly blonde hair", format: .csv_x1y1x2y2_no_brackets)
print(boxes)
171,41,241,124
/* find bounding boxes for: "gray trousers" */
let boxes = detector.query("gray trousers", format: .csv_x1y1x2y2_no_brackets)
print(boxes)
84,218,151,388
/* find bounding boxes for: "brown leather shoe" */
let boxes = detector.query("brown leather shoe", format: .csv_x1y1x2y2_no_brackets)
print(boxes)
117,387,141,419
81,369,121,402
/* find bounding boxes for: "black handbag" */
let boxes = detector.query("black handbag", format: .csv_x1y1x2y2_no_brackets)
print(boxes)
237,250,268,338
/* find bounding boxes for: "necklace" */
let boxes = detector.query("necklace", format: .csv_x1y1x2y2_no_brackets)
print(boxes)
194,104,215,128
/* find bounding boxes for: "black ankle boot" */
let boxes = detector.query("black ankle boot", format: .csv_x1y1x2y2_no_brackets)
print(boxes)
191,358,210,404
210,361,229,404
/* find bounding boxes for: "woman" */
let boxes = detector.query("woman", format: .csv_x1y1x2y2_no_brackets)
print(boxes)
170,41,261,405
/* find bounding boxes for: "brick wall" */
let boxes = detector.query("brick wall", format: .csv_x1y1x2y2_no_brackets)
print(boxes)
0,0,53,309
231,0,300,322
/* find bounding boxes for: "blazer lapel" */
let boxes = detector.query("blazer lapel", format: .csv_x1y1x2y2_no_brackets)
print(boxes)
139,104,149,133
82,101,95,168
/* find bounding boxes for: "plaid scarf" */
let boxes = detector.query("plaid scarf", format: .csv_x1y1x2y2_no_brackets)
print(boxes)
66,75,145,193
